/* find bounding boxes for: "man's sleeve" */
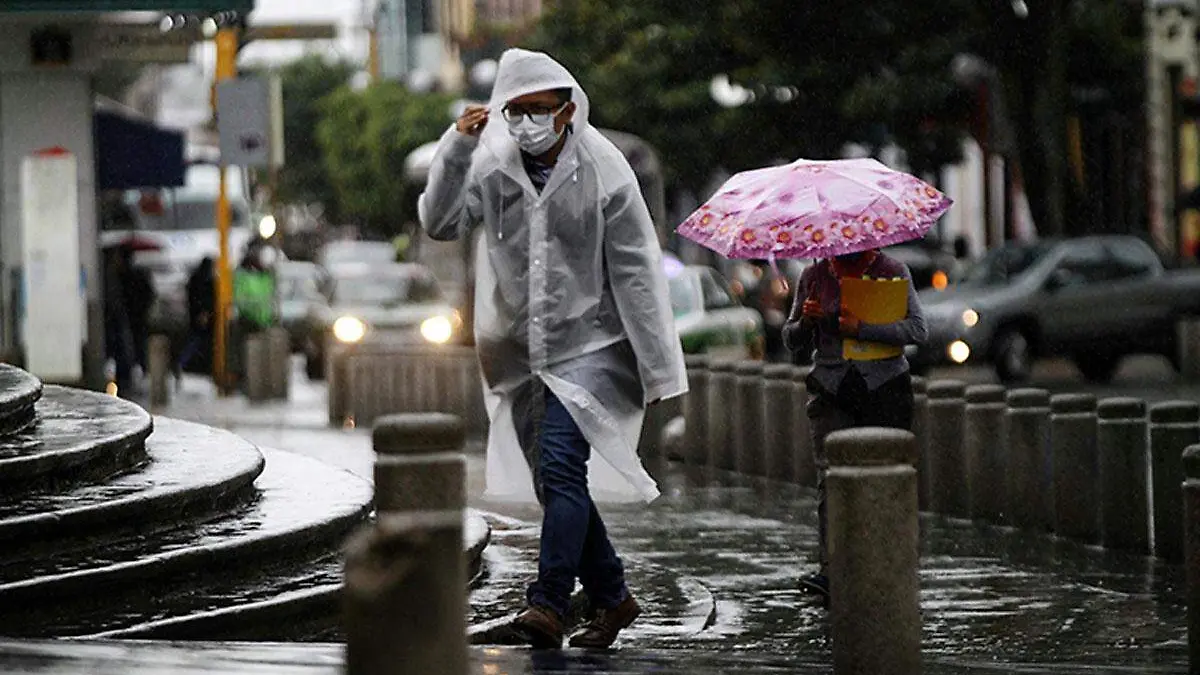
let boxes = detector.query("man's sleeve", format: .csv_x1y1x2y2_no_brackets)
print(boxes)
602,180,688,404
418,125,483,241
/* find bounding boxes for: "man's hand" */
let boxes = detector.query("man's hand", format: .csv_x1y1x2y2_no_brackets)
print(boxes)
456,105,489,137
839,310,861,337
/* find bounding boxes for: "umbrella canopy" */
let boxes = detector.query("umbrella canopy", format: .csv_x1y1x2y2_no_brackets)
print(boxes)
676,158,952,260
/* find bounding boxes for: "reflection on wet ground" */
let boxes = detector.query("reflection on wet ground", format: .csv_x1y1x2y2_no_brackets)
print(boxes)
475,463,1187,672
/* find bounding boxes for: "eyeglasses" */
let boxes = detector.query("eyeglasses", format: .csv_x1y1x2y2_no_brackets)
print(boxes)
502,102,568,125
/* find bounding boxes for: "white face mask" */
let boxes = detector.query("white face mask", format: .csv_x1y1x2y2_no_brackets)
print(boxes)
506,108,565,156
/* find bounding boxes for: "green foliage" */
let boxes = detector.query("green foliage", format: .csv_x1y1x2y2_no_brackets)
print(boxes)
526,0,1144,235
269,56,357,218
316,82,456,237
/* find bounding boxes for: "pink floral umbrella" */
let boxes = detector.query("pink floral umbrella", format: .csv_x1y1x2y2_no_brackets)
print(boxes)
676,157,953,260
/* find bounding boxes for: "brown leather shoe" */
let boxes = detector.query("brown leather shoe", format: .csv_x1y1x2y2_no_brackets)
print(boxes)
568,594,641,649
512,605,564,649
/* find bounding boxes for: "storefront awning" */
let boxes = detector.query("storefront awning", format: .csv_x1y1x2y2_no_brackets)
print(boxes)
2,1,252,12
93,105,185,190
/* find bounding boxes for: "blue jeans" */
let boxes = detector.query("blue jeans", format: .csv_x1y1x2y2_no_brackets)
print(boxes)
526,390,629,619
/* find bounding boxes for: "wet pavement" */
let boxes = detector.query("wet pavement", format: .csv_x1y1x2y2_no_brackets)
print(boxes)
472,465,1188,672
134,359,1196,673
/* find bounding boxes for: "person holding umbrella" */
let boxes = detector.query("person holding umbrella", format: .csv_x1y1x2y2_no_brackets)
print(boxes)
782,247,927,602
676,157,948,605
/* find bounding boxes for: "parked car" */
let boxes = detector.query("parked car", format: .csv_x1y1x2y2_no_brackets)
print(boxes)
303,263,460,380
277,261,331,352
669,264,765,360
913,235,1200,382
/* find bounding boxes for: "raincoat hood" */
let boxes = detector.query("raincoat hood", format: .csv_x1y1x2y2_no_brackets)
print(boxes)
482,48,591,156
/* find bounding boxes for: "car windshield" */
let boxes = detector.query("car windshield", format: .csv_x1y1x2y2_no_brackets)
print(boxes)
331,272,441,305
320,242,395,266
959,242,1055,288
278,272,320,301
669,275,701,318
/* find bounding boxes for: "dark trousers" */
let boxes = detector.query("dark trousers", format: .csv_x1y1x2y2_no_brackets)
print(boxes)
523,389,629,619
807,368,914,571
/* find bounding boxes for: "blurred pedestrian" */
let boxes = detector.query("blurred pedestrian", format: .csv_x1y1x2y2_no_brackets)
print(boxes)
121,244,156,377
102,246,136,393
419,47,687,649
178,256,215,374
230,242,277,389
782,247,927,604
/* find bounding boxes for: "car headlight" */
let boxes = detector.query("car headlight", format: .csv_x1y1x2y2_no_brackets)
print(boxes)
421,315,454,344
948,340,971,364
258,214,277,239
962,308,979,328
333,316,366,344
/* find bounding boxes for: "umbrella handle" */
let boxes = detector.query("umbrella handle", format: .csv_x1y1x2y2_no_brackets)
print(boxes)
767,253,789,294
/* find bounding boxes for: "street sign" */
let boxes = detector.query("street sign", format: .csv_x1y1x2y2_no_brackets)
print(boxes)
216,76,271,168
244,24,337,42
96,25,198,63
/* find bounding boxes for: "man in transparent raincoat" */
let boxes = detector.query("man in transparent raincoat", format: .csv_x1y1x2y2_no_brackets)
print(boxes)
419,48,687,649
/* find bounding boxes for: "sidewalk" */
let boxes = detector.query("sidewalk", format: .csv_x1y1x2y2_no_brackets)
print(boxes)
473,464,1187,672
155,368,1189,673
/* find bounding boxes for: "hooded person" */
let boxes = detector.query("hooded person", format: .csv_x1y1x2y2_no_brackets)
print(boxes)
419,48,687,648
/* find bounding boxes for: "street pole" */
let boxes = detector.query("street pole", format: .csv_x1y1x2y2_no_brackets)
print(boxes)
213,27,238,395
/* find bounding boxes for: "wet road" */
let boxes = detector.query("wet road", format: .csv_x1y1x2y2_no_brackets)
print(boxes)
927,354,1200,404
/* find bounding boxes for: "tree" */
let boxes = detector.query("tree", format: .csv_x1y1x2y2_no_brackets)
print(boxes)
527,0,944,199
269,56,357,221
317,82,456,237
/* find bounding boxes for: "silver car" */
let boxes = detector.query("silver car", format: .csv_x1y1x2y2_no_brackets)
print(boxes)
303,263,461,379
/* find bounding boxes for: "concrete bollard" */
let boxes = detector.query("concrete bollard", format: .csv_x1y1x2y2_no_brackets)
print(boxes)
1151,401,1200,562
345,413,467,675
267,326,290,401
1182,445,1200,671
762,364,795,481
927,380,968,518
683,356,709,467
1098,397,1150,554
1006,388,1053,532
792,366,814,487
826,427,921,675
371,413,467,512
1050,393,1100,544
245,333,270,403
910,376,931,511
706,361,738,472
964,384,1007,523
733,361,766,477
148,334,172,408
1179,317,1200,382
